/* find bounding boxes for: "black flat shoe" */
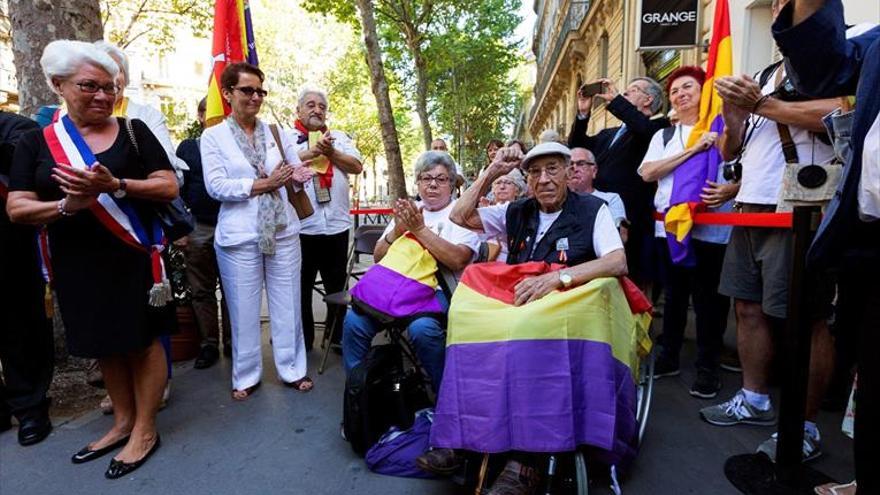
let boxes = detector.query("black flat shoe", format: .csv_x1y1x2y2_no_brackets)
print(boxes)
71,435,130,464
105,435,161,479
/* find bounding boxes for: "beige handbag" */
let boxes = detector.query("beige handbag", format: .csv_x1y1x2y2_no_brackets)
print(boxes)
269,124,314,220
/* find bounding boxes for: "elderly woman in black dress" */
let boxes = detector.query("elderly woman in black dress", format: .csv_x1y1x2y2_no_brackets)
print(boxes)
6,40,177,478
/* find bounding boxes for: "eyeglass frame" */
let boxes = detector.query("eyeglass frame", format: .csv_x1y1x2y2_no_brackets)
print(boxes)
525,162,567,180
417,174,451,186
568,159,597,168
75,80,119,96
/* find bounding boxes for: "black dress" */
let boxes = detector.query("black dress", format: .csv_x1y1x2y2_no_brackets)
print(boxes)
9,118,176,358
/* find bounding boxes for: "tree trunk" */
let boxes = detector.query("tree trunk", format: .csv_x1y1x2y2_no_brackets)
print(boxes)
408,38,432,150
356,0,407,200
8,0,104,117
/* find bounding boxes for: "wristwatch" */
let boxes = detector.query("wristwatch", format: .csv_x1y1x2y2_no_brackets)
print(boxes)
113,178,127,198
558,271,573,288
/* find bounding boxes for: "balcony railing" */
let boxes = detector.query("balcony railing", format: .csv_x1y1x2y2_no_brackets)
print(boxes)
531,0,591,126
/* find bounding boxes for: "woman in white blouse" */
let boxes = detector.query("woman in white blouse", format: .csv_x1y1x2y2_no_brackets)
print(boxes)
201,63,315,399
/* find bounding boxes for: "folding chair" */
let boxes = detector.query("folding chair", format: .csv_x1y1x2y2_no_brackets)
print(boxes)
318,224,386,374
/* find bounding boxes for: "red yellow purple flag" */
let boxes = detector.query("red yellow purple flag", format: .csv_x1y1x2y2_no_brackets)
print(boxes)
664,0,732,265
205,0,259,127
685,0,732,148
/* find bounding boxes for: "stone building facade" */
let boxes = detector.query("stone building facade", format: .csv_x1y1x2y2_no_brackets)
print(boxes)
525,0,879,143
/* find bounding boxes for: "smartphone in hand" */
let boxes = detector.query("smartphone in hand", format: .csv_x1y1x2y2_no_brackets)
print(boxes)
579,81,605,98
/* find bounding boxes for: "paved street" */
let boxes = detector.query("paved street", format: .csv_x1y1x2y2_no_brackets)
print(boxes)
0,311,855,495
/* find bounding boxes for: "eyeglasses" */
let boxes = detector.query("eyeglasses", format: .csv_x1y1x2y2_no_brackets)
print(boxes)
494,179,516,186
76,81,118,96
526,164,565,180
569,160,597,168
232,86,268,98
418,175,450,185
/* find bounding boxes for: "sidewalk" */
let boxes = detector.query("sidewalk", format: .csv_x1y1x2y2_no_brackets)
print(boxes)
0,317,856,495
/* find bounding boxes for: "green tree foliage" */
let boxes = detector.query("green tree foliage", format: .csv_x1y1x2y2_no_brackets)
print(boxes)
425,0,521,173
102,0,213,53
303,0,521,174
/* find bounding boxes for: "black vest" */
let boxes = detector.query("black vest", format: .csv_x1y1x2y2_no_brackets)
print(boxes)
505,193,604,266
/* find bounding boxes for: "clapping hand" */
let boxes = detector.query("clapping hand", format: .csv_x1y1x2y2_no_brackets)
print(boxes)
289,165,315,186
715,75,763,111
393,198,426,235
52,163,118,196
315,132,335,155
268,163,295,189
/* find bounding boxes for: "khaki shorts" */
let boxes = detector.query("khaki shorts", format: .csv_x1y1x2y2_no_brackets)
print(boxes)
718,205,793,319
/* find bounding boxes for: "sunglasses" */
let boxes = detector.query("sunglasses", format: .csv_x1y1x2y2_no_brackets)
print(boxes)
232,86,268,98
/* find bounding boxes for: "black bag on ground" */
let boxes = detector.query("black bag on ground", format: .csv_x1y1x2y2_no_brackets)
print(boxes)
343,344,432,456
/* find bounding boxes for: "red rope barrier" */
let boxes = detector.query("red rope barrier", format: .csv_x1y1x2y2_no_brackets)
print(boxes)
654,211,794,228
350,208,393,215
352,208,794,228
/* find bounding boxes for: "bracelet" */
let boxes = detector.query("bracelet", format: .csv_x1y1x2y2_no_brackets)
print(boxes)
384,234,395,244
57,198,74,217
752,95,771,114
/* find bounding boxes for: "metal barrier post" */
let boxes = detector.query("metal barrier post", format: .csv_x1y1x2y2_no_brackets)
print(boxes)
724,205,835,494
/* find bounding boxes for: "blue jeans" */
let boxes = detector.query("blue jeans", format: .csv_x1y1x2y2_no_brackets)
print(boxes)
343,291,448,392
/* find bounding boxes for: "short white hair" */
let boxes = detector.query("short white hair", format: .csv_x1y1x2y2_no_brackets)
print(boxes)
93,40,130,84
40,40,119,94
297,88,329,109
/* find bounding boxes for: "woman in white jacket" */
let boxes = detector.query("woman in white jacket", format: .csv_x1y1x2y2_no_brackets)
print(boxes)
201,62,315,399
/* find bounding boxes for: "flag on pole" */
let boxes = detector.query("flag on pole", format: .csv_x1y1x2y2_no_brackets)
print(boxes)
205,0,259,127
664,0,732,265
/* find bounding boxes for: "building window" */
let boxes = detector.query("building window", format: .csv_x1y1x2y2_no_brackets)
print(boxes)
599,32,609,78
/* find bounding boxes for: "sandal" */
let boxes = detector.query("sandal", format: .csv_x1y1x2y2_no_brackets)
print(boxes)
815,481,857,495
231,382,261,401
285,376,314,393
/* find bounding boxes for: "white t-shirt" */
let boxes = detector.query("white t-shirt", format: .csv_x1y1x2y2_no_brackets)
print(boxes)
477,201,623,260
640,124,733,244
287,128,363,236
640,123,693,238
736,66,835,205
381,200,481,278
590,190,628,227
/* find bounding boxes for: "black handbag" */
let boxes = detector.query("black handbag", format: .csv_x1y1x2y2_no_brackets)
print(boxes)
124,118,194,241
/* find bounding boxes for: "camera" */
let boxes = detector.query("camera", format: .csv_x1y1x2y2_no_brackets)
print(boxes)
771,76,810,102
722,161,742,182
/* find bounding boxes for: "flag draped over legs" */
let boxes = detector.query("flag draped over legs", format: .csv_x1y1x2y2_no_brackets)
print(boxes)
430,262,652,467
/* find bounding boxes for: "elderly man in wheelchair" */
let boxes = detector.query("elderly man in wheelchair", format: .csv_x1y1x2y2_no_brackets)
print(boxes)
413,143,651,495
341,151,481,393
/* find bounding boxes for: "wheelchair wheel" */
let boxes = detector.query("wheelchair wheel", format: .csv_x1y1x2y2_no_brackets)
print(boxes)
636,348,656,446
574,451,589,495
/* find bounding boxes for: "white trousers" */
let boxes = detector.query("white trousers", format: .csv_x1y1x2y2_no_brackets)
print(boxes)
215,235,307,390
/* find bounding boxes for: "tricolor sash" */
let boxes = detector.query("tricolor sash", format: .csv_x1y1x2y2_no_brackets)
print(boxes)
42,115,171,306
